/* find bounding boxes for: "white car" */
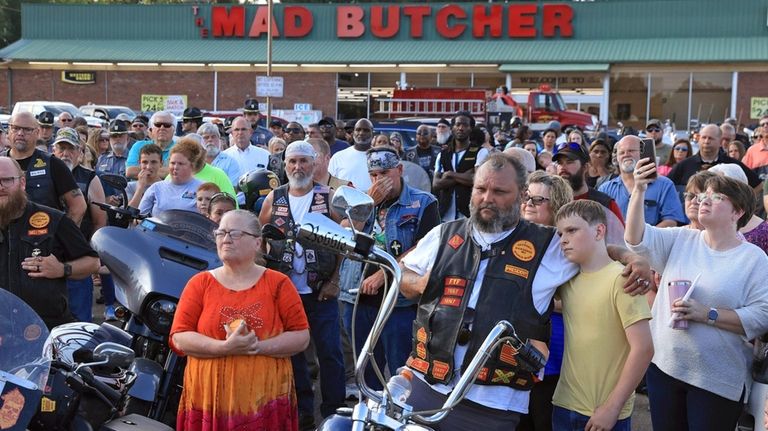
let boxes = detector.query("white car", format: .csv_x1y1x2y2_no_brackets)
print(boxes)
11,101,106,128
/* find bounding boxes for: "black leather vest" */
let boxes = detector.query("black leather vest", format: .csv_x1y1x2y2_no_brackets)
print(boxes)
407,218,554,390
2,149,60,210
266,184,338,290
437,142,480,219
71,166,96,240
1,202,73,329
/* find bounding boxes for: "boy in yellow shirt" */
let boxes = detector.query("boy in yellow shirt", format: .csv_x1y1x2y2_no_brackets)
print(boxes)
552,200,653,430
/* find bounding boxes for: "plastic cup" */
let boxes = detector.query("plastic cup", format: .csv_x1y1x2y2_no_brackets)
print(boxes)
668,280,691,329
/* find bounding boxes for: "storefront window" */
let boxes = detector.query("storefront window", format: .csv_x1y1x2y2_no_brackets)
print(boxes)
337,72,369,120
438,73,471,88
406,73,438,89
610,72,648,129
691,72,732,127
649,72,690,131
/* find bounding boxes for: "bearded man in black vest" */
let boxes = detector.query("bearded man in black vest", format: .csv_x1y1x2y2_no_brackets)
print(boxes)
400,153,653,431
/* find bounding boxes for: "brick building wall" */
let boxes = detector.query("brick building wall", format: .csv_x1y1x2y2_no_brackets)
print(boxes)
0,68,337,116
737,71,768,125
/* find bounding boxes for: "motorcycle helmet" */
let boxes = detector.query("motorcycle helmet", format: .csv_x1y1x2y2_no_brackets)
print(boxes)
238,168,281,214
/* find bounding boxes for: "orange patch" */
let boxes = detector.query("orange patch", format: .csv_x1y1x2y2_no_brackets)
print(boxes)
443,287,465,297
29,211,50,228
447,234,465,250
416,342,427,359
431,360,450,380
407,357,429,374
27,229,48,236
504,265,529,279
500,343,518,366
439,296,462,307
512,240,536,262
444,277,467,287
476,367,489,381
416,327,427,343
516,378,530,386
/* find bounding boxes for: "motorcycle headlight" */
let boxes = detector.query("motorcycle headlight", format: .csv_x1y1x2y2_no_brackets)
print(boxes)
145,298,177,336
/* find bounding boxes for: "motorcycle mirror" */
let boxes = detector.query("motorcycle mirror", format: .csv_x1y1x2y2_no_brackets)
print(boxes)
93,342,135,369
261,223,286,241
331,186,374,224
100,173,128,191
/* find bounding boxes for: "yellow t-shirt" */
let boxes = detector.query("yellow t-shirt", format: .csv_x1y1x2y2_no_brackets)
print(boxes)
552,261,652,419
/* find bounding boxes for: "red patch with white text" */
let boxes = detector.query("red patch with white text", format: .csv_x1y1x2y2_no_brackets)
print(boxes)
447,234,464,250
431,360,450,380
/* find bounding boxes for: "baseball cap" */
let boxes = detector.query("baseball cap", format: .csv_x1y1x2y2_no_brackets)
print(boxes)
182,107,203,121
547,120,562,133
53,127,81,147
132,115,149,126
318,117,336,127
108,120,128,135
646,119,663,129
37,111,54,127
243,98,259,113
269,119,283,129
552,142,589,164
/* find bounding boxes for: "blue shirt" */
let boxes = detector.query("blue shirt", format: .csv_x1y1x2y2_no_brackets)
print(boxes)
126,139,177,167
96,152,127,176
210,151,242,186
598,174,686,226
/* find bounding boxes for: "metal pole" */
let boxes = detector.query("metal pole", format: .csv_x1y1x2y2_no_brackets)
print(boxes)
730,71,738,125
267,0,273,126
687,72,693,131
213,70,218,112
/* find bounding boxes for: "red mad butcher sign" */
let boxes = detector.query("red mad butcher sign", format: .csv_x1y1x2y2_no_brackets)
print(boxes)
195,4,574,39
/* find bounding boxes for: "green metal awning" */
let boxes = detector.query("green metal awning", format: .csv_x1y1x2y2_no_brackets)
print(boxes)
499,64,610,72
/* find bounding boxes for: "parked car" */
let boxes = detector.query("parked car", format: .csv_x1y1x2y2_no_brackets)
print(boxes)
371,120,434,151
80,104,136,121
12,101,106,128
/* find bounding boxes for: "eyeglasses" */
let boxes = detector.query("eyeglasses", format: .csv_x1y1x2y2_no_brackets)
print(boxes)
319,124,334,129
646,127,661,133
60,118,73,123
0,176,20,188
696,192,728,204
213,228,259,240
682,192,697,201
754,135,764,140
9,124,37,134
285,127,303,134
523,193,550,206
673,146,689,151
153,122,174,129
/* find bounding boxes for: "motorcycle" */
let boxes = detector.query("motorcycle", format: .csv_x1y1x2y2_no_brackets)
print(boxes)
0,289,171,431
91,175,222,423
739,334,768,431
296,186,546,431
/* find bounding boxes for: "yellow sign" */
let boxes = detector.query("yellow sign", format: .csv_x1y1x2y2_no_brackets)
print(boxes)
140,95,188,117
751,97,768,119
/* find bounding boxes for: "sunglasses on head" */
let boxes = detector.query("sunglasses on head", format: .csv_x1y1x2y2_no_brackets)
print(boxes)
673,146,688,151
556,142,586,154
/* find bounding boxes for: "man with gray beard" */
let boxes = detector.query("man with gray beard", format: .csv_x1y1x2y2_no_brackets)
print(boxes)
398,153,654,431
435,117,452,148
598,136,685,226
0,156,99,328
259,140,346,429
328,118,375,192
198,122,240,187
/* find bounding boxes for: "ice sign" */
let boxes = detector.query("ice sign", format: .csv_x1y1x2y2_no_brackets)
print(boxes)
257,76,284,98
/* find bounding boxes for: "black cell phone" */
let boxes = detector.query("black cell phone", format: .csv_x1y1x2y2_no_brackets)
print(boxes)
640,137,658,179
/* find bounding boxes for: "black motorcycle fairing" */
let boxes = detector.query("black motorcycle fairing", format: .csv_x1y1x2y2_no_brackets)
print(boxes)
149,210,218,250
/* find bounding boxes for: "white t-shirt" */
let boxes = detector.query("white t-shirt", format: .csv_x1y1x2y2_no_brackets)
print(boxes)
138,178,203,216
434,147,490,222
223,144,270,179
287,191,314,295
328,147,372,192
402,223,578,413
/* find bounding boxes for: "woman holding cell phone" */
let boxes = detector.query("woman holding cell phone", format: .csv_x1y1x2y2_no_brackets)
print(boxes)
624,158,768,431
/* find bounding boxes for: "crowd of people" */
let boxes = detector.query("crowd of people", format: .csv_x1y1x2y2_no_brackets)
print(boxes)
1,98,768,431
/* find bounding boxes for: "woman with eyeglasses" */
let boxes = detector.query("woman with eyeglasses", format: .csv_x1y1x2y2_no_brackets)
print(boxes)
625,159,768,431
657,138,692,177
171,210,310,431
517,171,573,431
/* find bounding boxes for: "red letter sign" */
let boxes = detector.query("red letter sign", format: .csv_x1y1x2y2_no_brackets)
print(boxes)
542,4,574,37
472,5,502,38
249,6,280,38
403,6,431,38
212,6,245,38
371,6,400,39
337,6,365,38
284,6,312,38
436,5,467,39
508,5,537,38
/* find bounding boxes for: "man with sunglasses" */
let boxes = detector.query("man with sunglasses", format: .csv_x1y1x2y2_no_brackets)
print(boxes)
404,124,441,182
180,107,203,136
125,111,178,180
267,122,307,184
318,116,350,156
645,119,672,166
1,112,86,226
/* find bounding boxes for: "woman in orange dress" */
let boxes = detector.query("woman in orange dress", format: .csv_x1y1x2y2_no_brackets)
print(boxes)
170,209,310,431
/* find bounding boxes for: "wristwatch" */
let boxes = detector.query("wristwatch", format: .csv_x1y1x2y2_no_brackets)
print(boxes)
707,308,719,326
63,263,72,278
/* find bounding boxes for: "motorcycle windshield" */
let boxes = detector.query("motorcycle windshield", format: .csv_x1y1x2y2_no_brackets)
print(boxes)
0,289,51,392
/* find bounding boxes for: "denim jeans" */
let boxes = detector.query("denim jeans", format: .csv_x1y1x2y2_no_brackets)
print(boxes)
552,405,631,431
66,276,93,322
99,274,116,306
342,302,416,391
645,362,744,431
291,293,345,418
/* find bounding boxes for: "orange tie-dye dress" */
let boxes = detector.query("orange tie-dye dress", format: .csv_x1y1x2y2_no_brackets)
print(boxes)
170,269,309,431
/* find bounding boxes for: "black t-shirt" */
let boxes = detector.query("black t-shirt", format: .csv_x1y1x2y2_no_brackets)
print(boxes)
17,153,79,200
668,152,762,188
